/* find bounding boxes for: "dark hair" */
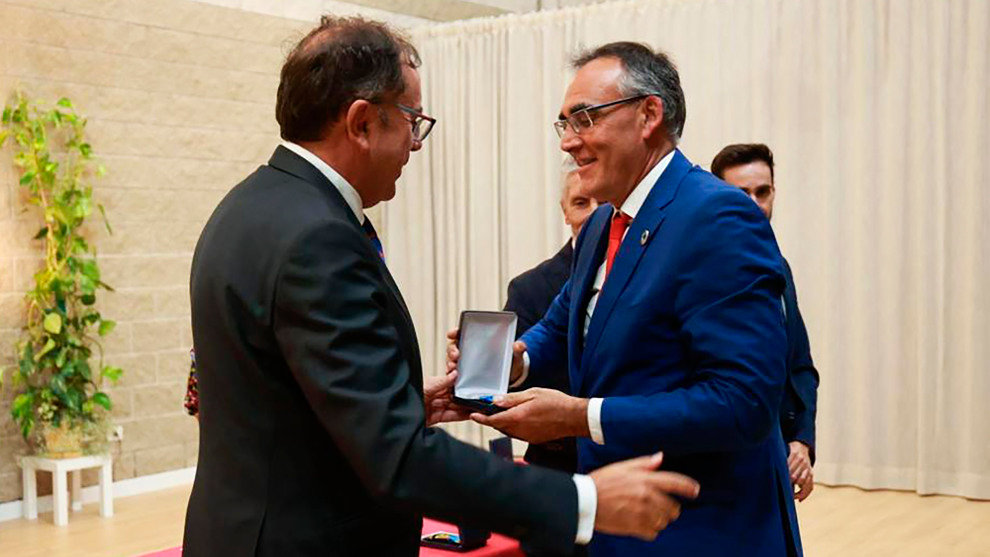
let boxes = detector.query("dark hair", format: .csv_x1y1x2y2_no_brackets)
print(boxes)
710,143,775,181
572,42,686,142
276,16,421,142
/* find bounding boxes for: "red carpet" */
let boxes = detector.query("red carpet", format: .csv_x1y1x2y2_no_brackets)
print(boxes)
137,518,523,557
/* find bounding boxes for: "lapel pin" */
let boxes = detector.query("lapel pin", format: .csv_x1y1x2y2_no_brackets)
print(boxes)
640,230,649,245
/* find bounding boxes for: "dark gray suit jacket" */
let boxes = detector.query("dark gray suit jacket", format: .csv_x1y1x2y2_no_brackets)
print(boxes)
183,146,578,556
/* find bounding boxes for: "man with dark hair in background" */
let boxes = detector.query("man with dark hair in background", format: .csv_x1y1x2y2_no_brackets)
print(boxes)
711,143,820,502
183,17,698,557
452,42,803,556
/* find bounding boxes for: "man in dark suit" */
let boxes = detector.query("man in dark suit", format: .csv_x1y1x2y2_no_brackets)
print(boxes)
711,143,820,502
504,165,598,475
183,17,698,557
456,42,803,556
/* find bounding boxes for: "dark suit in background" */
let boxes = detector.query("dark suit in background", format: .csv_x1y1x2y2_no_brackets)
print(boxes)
780,258,819,460
504,241,578,474
183,147,579,556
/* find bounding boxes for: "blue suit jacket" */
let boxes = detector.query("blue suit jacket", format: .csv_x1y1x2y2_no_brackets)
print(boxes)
780,258,819,460
521,151,803,556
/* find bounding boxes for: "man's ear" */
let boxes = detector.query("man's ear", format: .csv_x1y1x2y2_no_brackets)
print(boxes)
641,95,665,140
344,100,374,150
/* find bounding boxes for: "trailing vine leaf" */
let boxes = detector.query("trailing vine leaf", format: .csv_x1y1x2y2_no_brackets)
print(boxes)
101,366,123,383
35,338,56,361
91,392,111,411
43,312,62,334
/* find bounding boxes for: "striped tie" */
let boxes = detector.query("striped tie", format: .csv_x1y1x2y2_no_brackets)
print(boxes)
361,219,386,262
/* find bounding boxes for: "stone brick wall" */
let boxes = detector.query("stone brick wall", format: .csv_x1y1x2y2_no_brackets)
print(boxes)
0,0,312,503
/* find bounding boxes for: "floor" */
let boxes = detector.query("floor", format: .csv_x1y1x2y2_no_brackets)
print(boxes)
0,484,987,556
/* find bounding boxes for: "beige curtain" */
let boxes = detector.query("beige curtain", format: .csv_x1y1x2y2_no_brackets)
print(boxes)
382,0,990,499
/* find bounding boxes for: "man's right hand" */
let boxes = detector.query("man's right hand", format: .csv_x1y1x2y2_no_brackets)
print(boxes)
445,327,528,383
590,452,699,541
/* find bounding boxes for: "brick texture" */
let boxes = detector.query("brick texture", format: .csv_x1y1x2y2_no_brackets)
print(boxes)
0,0,310,503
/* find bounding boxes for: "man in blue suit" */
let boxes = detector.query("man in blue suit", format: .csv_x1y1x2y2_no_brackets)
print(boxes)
457,42,803,555
711,143,820,502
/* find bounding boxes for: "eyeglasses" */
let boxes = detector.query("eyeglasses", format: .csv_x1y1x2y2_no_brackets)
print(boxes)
395,103,437,142
553,94,656,138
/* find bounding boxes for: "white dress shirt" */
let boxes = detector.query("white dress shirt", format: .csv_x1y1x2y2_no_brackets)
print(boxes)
282,141,597,545
584,151,674,444
281,141,366,224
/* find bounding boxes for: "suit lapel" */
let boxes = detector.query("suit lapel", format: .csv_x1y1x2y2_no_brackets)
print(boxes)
579,150,694,376
567,207,610,392
267,146,422,376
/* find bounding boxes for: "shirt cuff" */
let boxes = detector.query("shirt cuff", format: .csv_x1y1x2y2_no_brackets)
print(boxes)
509,351,530,388
588,397,605,445
571,474,597,545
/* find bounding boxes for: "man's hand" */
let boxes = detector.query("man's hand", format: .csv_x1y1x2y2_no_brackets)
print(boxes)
445,327,527,383
787,441,814,501
591,452,700,541
469,388,589,444
423,371,471,427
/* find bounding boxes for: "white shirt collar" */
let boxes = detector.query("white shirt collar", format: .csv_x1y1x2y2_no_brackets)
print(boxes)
617,149,676,219
280,141,365,224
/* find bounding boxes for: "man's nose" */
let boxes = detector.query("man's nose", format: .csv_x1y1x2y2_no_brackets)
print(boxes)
560,129,581,152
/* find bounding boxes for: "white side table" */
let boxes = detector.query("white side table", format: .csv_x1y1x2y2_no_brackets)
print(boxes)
18,454,113,526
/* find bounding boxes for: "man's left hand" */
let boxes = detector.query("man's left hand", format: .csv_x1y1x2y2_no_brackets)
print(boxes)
470,388,589,444
424,371,471,427
787,441,814,501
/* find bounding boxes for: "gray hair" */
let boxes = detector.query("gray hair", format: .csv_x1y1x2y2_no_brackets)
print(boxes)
561,156,580,177
572,41,686,143
559,157,581,201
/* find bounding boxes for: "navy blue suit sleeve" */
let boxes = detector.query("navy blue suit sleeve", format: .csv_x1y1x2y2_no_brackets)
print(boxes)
600,190,788,456
518,280,571,388
782,259,819,459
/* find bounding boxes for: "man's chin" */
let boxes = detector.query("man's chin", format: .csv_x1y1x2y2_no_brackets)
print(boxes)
383,183,397,202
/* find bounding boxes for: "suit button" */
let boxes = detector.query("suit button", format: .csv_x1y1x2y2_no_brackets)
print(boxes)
786,411,796,421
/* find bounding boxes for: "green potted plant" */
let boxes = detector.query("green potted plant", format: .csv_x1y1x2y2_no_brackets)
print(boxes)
0,92,123,457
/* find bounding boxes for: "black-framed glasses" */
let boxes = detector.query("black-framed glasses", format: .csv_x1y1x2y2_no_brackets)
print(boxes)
553,94,657,138
396,103,437,142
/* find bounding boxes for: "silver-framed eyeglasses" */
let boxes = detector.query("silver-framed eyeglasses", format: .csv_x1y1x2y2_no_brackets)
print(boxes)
553,94,657,138
396,103,437,142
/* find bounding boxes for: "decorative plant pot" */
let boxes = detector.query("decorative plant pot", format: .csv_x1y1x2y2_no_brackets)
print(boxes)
38,422,85,459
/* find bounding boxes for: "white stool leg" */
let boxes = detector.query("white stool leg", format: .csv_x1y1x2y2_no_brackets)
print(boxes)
98,460,113,517
22,466,37,520
71,470,82,511
53,470,68,526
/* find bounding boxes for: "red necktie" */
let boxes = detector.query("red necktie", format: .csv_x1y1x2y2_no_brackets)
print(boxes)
605,211,632,279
